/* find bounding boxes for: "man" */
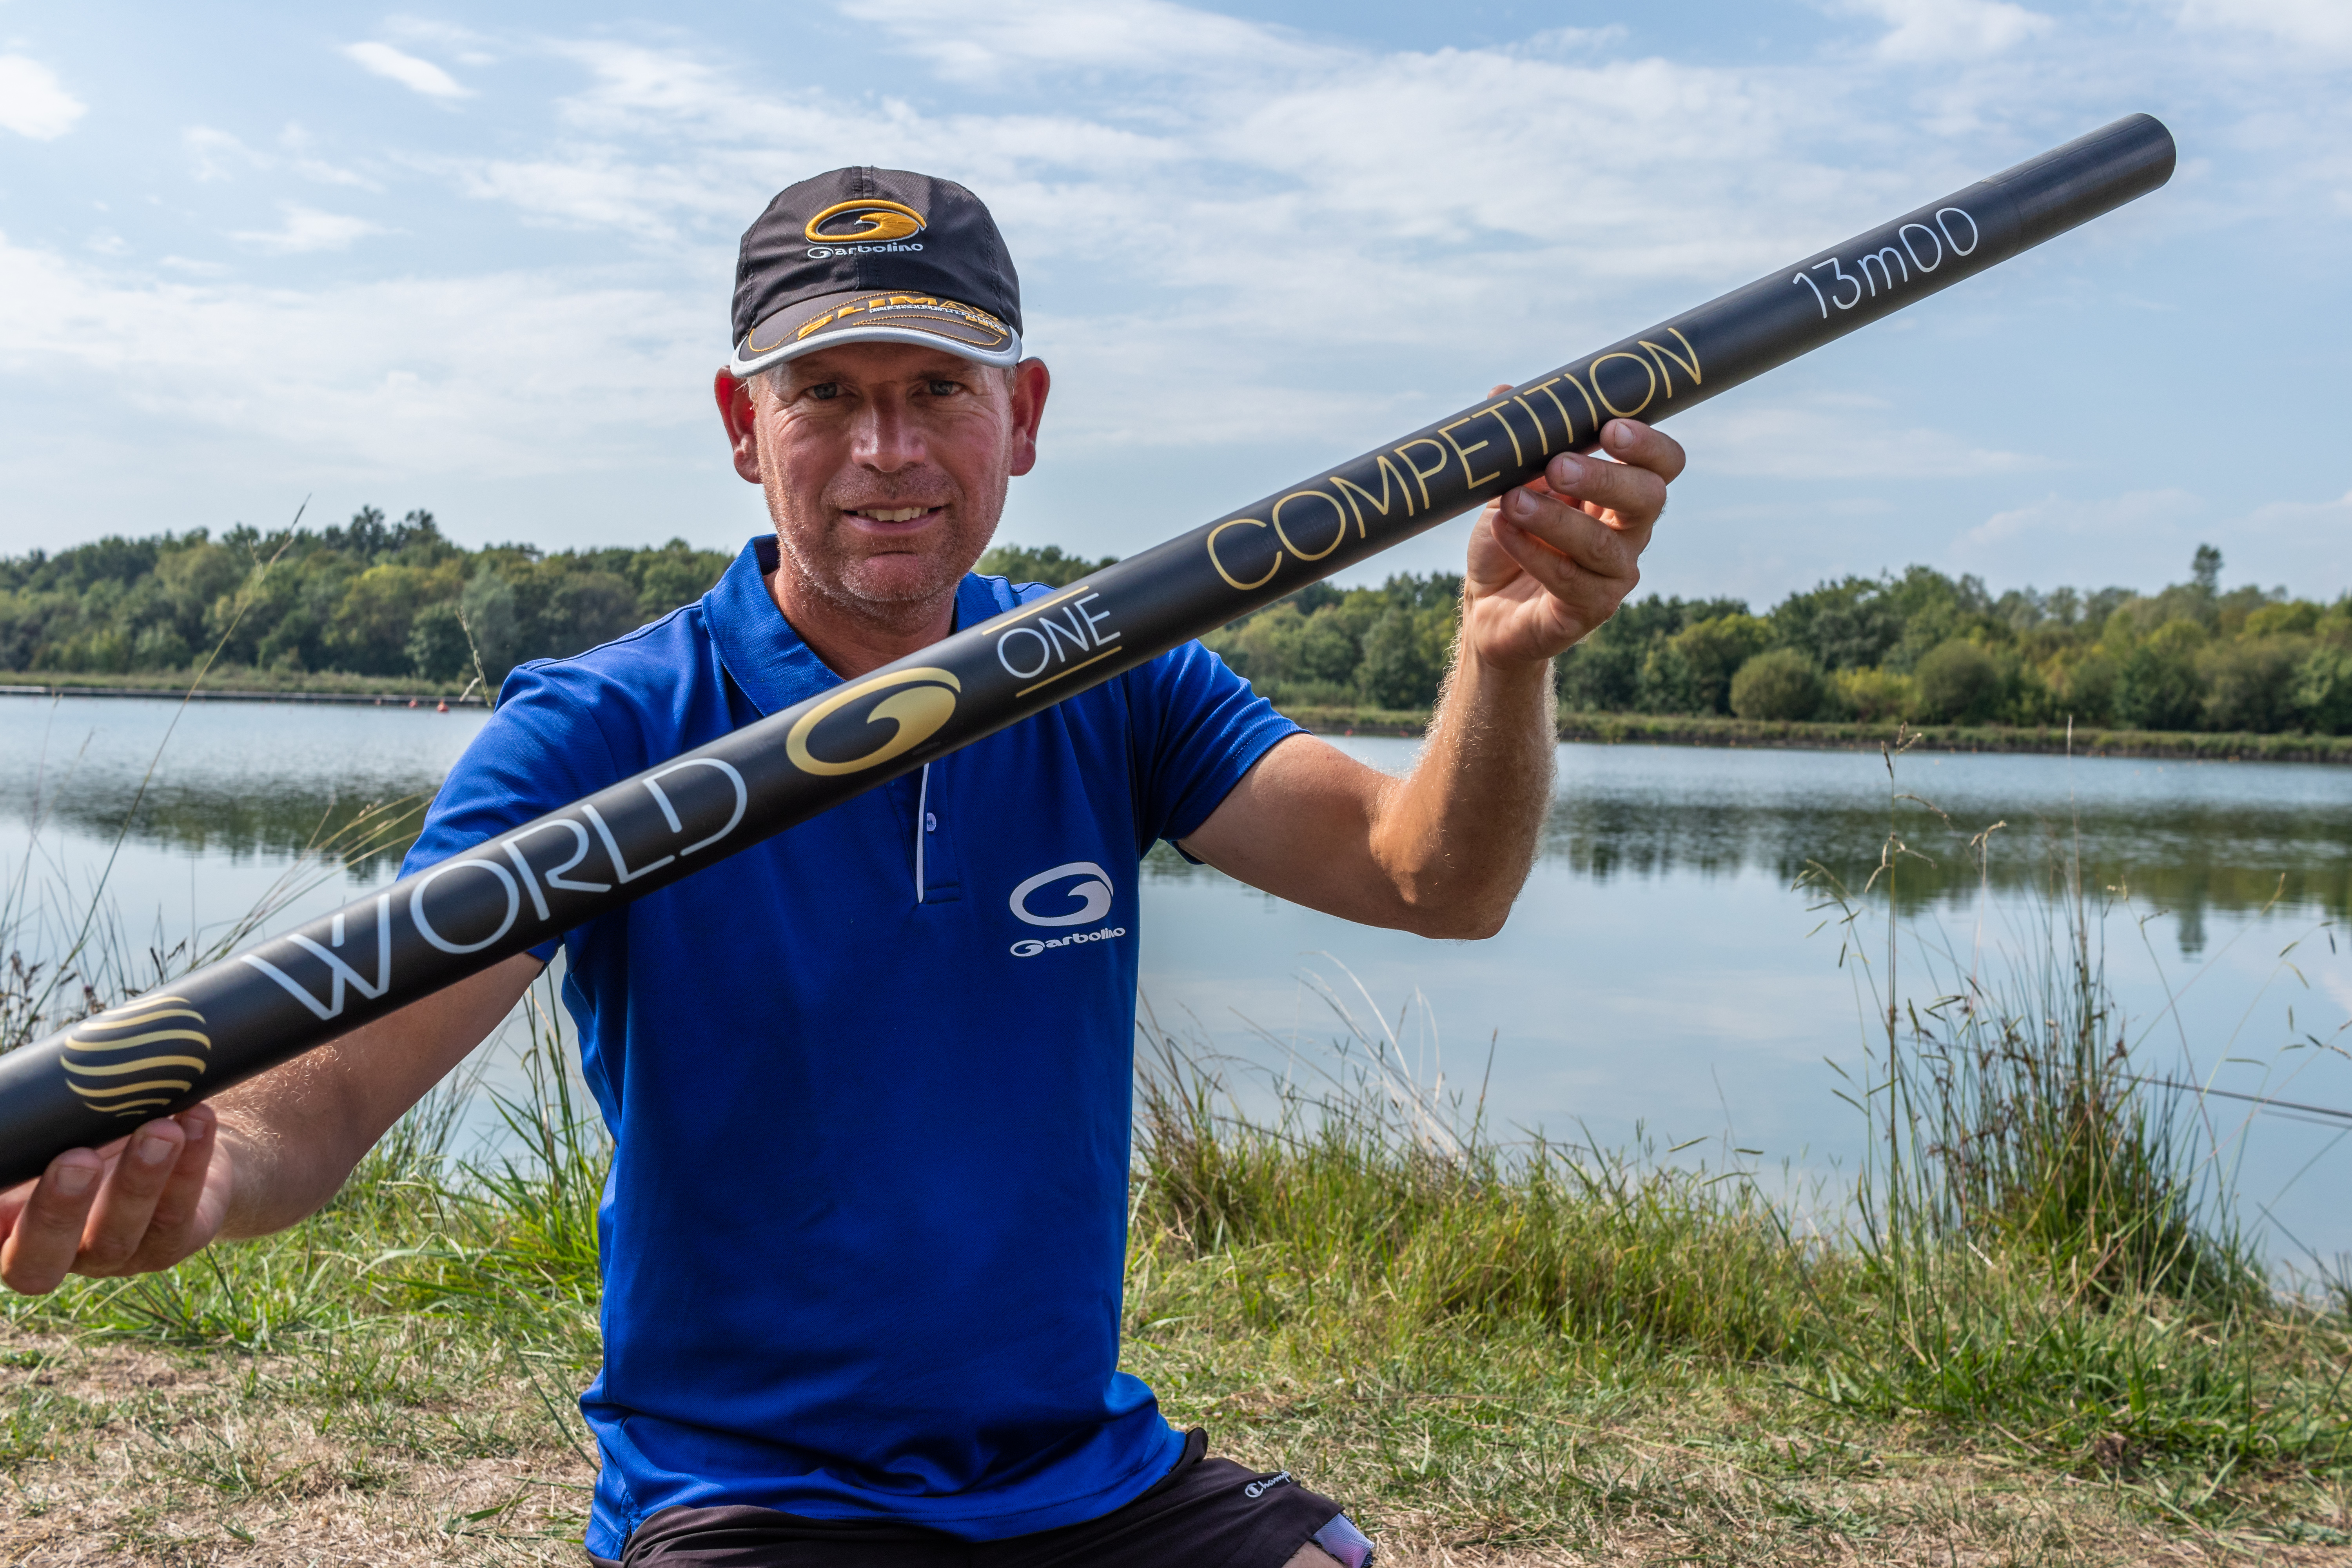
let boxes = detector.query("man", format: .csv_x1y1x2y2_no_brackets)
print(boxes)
0,169,1682,1565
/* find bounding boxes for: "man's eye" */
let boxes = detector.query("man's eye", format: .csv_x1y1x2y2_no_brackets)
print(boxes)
807,383,840,401
927,380,959,397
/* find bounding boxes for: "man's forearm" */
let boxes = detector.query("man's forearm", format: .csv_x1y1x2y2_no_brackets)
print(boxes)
214,952,544,1238
1368,643,1556,939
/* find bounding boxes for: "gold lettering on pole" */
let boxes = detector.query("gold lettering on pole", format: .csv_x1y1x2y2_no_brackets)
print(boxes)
1437,419,1501,489
1479,402,1528,467
1587,352,1658,419
1206,517,1279,591
1637,328,1702,395
1271,489,1350,562
1509,395,1553,458
1393,439,1450,509
1330,456,1416,532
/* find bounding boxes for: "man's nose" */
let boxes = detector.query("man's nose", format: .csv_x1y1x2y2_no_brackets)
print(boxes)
851,392,923,472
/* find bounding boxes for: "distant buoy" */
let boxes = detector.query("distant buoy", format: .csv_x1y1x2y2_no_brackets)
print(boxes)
436,700,449,713
408,698,418,709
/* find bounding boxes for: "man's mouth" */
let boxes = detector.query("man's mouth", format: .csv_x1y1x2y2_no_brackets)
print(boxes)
845,505,942,524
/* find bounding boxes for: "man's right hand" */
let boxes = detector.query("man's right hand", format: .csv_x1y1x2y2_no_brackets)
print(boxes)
0,1104,232,1295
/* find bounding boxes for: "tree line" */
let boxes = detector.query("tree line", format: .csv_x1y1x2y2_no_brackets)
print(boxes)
0,510,736,688
8,518,2348,735
1207,543,2352,735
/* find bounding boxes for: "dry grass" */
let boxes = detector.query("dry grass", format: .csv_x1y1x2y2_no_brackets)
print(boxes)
4,1324,2348,1566
0,1326,593,1566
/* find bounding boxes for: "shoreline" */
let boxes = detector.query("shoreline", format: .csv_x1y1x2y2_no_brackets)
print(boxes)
1281,704,2352,764
0,670,485,706
7,676,2348,763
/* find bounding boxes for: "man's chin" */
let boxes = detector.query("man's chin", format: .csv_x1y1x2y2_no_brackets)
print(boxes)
835,554,961,608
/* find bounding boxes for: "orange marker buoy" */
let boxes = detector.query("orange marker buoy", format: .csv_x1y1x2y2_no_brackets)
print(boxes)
437,700,449,713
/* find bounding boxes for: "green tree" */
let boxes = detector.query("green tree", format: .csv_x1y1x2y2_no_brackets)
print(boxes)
2198,637,2307,733
2113,621,2207,731
976,543,1119,587
1914,639,2004,724
2290,646,2352,735
1729,649,1824,720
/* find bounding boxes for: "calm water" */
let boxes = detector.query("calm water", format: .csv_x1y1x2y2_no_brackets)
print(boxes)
6,697,2349,1264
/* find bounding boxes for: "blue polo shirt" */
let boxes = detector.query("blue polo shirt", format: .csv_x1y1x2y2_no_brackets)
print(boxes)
401,536,1300,1559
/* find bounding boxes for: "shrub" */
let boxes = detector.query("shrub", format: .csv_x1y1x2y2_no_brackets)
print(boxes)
2198,636,2307,733
1729,649,1824,720
2112,621,2207,731
1831,666,1916,722
2294,646,2352,734
1914,639,2004,724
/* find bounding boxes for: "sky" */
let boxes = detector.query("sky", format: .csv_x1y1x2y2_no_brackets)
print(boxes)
0,0,2347,606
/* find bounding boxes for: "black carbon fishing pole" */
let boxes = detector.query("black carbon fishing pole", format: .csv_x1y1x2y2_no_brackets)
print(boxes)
0,114,2175,1188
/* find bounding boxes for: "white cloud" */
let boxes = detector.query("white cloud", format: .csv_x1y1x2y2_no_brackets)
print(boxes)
186,124,374,189
184,126,257,181
1686,398,2045,481
230,203,389,254
836,0,1319,80
1837,0,2056,60
0,229,704,479
343,40,471,100
2172,0,2352,57
1951,489,2206,584
0,55,86,140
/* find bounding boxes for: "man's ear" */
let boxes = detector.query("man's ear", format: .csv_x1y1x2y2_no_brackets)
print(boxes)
715,369,763,485
1006,358,1051,479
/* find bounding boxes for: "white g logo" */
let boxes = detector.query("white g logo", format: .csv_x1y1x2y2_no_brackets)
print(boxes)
1009,861,1113,927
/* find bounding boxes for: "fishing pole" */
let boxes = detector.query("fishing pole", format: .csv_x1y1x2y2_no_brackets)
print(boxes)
0,114,2177,1188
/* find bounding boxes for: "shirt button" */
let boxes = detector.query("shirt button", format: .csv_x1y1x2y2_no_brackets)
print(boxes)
924,812,938,832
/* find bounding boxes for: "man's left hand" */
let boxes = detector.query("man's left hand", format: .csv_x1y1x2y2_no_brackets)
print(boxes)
1463,411,1684,670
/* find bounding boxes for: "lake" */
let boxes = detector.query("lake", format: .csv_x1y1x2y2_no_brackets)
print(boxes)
6,695,2349,1267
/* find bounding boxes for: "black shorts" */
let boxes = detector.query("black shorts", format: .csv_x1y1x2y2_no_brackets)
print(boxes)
600,1429,1374,1568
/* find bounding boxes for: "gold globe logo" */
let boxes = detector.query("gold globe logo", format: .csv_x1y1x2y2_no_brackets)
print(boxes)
786,668,961,777
803,199,926,245
61,995,211,1118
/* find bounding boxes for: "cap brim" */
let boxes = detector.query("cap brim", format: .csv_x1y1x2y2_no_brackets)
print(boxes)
730,289,1022,377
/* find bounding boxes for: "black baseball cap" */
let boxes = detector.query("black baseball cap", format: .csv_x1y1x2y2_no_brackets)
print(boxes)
729,167,1024,377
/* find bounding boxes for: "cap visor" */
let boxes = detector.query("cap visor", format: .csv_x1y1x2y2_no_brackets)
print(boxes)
731,289,1021,377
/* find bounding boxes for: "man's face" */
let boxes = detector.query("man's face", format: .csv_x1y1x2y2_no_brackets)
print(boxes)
723,342,1048,617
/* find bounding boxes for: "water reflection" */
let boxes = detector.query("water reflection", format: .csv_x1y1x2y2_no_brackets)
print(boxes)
10,702,2348,956
0,698,479,881
1152,742,2352,955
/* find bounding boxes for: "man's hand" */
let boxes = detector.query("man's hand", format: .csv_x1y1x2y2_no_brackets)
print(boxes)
1463,412,1685,670
0,1105,231,1295
1181,404,1688,940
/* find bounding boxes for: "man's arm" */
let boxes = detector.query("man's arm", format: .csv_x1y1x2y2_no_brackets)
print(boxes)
1180,416,1684,938
0,953,541,1295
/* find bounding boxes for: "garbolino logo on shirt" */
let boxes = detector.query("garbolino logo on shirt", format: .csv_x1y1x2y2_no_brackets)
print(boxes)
1008,861,1125,957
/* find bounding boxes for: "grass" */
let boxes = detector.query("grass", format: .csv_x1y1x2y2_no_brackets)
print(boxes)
3,745,2350,1562
0,666,482,701
1278,703,2352,764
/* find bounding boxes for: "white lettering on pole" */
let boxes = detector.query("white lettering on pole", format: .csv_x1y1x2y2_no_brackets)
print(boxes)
581,803,676,886
643,758,750,857
996,625,1052,679
1791,205,1976,322
410,858,524,956
239,894,395,1021
1936,207,1979,255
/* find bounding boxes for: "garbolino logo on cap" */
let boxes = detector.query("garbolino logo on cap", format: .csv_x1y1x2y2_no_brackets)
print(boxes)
731,167,1023,376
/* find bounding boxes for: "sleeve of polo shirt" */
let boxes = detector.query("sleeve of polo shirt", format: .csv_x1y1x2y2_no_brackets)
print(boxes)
399,664,626,965
1126,638,1304,850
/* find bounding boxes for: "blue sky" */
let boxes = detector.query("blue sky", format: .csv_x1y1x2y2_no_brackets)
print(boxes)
1,0,2347,605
